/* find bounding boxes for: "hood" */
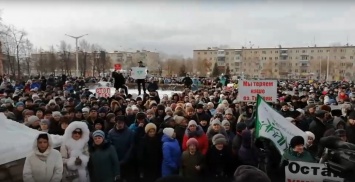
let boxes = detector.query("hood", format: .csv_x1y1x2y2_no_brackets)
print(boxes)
33,133,54,151
333,116,345,128
63,121,90,143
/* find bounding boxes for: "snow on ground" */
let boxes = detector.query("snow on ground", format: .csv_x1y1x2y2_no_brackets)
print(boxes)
90,88,180,99
0,113,63,165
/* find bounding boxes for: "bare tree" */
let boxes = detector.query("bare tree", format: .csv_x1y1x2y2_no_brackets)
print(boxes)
8,25,27,78
1,27,16,76
20,39,33,76
79,39,91,77
58,41,73,75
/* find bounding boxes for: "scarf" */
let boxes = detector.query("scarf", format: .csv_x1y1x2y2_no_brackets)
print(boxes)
35,148,51,161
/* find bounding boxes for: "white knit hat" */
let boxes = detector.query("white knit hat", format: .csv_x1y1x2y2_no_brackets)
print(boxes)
163,127,175,138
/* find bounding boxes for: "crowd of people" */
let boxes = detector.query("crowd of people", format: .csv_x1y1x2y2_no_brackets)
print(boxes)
1,72,355,182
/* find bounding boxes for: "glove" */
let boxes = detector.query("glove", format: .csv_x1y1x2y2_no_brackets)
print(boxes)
75,157,82,166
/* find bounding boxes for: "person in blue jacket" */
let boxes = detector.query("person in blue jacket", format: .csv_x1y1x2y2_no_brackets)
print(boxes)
30,79,41,90
161,127,181,177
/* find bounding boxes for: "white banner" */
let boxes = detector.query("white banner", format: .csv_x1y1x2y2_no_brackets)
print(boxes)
285,161,344,182
256,95,307,155
238,80,277,102
131,67,147,79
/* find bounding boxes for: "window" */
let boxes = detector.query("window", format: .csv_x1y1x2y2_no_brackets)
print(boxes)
204,52,207,54
296,50,299,53
310,56,314,59
226,52,229,55
326,50,330,52
289,50,292,53
296,57,298,59
254,51,258,54
210,52,213,54
262,51,266,54
210,57,212,60
341,56,346,59
295,63,298,66
302,50,306,53
275,63,278,66
311,50,314,53
198,52,200,55
295,69,298,72
236,56,240,60
235,63,240,66
288,63,292,66
289,56,292,60
275,51,278,53
274,69,278,72
275,57,279,60
269,57,272,60
351,56,354,59
301,55,308,60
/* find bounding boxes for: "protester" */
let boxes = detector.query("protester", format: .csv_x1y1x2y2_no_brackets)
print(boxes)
23,133,63,182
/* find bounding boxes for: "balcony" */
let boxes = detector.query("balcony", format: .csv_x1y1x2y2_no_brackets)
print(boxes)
217,50,225,57
234,57,242,62
235,50,242,55
280,49,288,56
300,63,309,67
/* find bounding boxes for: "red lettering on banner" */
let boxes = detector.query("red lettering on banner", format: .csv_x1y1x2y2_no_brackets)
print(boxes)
250,89,265,94
243,81,252,87
253,81,274,87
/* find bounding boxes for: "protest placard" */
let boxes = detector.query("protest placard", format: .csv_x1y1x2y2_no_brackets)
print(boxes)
238,80,277,102
131,67,147,79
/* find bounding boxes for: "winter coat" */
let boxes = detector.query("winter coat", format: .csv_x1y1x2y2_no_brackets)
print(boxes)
60,121,90,182
161,134,181,177
174,125,187,151
23,133,63,182
107,125,134,164
182,125,209,155
180,151,205,180
225,130,235,146
206,145,233,179
137,135,162,181
237,131,258,167
281,148,316,164
309,118,327,146
88,141,120,182
346,123,355,144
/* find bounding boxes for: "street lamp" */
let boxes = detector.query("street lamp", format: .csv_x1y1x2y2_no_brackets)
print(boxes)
65,33,88,77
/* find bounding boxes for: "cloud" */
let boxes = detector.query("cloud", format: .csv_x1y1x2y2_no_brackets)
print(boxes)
1,1,355,57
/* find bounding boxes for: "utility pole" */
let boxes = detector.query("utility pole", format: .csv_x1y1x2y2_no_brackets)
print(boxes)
65,33,88,77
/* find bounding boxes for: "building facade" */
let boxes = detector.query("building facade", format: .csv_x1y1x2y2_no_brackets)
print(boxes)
193,46,355,80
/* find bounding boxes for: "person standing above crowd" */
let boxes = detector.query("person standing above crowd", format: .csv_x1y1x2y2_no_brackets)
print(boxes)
136,61,147,95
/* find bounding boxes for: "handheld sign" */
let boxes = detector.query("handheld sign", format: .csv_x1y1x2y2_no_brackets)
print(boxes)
238,80,277,102
96,87,111,98
131,67,147,79
285,161,344,182
114,64,122,70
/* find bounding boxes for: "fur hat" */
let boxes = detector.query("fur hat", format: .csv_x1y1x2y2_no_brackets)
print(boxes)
187,120,197,128
40,119,50,126
145,123,157,133
225,108,233,115
305,131,315,140
290,136,305,148
173,115,184,125
186,138,198,148
52,111,62,117
163,127,175,138
165,107,173,113
212,134,227,145
28,115,39,125
92,130,105,139
234,165,271,182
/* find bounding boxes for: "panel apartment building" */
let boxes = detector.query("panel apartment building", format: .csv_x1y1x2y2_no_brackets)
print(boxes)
193,45,355,80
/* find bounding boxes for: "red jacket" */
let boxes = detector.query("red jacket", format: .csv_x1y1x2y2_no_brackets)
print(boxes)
182,126,209,155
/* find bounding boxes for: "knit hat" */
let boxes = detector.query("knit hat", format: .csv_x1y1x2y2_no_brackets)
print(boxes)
28,116,39,125
136,112,146,120
52,111,62,117
187,120,197,128
186,138,199,148
290,136,305,148
212,133,227,145
144,123,157,133
234,165,271,182
305,131,315,140
349,111,355,120
82,107,90,113
106,113,115,120
163,127,175,138
40,119,50,126
211,118,221,126
92,130,105,139
221,120,230,126
15,102,24,107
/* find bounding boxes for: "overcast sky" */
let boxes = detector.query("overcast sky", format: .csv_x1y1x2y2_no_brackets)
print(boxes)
1,0,355,57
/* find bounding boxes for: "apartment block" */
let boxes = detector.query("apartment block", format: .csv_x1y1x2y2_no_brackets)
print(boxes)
193,46,355,80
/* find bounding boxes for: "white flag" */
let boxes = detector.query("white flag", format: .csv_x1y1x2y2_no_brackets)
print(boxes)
256,95,307,155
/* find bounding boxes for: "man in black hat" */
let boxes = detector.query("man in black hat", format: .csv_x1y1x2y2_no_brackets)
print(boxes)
136,61,147,95
309,110,328,147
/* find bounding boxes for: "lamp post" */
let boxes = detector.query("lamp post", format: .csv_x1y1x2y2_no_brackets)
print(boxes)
65,33,88,77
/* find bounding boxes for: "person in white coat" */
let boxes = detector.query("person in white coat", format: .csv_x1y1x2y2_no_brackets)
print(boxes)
23,133,63,182
60,121,90,182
